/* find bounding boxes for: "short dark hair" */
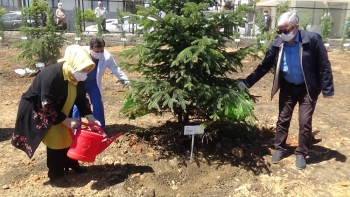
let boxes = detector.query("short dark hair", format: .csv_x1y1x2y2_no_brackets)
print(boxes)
89,37,105,49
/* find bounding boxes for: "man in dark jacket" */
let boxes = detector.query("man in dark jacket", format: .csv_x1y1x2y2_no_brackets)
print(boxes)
237,11,334,170
262,10,272,32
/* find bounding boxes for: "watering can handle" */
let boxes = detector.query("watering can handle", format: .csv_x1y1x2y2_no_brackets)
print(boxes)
79,122,104,134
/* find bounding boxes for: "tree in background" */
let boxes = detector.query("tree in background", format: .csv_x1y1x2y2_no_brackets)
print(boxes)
120,0,256,124
116,8,132,46
83,9,96,22
95,17,103,36
340,17,350,50
14,0,65,68
300,13,312,31
347,17,350,38
320,13,333,43
74,6,84,38
0,7,6,44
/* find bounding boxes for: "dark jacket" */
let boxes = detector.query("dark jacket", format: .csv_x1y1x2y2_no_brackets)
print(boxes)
243,30,334,103
262,14,272,31
11,63,92,158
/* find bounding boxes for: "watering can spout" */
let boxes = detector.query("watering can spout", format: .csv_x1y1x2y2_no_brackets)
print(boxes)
97,132,123,155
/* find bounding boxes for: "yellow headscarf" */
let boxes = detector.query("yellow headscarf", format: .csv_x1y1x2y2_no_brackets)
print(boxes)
58,45,95,85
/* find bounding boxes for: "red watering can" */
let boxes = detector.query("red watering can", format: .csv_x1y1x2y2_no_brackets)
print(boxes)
67,122,123,162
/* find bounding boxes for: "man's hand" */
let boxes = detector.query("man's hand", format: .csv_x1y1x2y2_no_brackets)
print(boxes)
237,81,247,91
122,80,130,88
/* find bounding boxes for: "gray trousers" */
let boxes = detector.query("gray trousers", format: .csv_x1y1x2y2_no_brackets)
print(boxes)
274,79,317,156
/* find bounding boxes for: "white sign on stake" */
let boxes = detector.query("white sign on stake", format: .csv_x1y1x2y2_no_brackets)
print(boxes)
324,43,330,51
74,37,81,41
21,36,27,40
184,125,204,162
344,43,350,51
121,38,127,42
184,125,204,135
260,40,265,44
234,39,240,42
35,62,45,68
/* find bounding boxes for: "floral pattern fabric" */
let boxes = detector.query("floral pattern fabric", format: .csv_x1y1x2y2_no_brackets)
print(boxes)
11,64,92,159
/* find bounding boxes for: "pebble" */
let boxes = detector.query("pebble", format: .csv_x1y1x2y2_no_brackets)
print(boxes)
336,181,349,187
171,185,178,190
2,185,9,190
168,157,179,168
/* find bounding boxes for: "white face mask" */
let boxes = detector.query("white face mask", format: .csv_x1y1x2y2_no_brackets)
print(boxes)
93,52,103,59
73,71,88,81
281,30,295,42
68,64,88,81
58,5,62,9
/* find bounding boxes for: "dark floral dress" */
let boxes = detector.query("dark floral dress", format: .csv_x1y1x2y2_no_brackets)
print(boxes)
11,64,92,158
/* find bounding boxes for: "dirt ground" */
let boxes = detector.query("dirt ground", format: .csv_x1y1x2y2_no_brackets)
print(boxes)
0,46,349,197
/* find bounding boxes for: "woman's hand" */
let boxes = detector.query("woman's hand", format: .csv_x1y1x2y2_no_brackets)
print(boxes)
85,115,101,127
62,118,81,129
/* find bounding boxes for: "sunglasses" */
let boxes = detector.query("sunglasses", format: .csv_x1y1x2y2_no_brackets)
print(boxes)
276,26,295,35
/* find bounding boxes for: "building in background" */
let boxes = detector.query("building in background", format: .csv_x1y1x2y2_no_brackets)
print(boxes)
255,0,350,38
0,0,143,32
0,0,349,38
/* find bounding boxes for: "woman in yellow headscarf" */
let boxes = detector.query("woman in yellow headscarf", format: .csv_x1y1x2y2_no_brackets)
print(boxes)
12,45,100,187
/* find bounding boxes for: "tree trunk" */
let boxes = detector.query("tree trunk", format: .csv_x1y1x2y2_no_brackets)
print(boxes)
17,0,22,9
177,109,189,124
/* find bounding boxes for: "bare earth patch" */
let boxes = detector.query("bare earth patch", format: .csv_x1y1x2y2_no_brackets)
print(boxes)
0,46,349,197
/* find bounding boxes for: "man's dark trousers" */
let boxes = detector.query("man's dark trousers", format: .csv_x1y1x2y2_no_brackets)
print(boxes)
102,18,106,31
275,79,317,156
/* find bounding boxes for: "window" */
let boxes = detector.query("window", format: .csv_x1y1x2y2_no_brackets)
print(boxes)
1,0,9,6
47,0,60,8
2,13,21,21
22,0,32,7
92,0,108,11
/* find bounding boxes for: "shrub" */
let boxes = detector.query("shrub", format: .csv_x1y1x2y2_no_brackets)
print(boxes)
13,0,65,68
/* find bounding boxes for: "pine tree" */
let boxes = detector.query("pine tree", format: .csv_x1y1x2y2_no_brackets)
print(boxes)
121,0,256,123
320,14,333,43
14,0,65,68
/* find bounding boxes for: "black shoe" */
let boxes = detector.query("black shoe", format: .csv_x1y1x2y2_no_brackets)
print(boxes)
71,164,88,174
65,164,87,175
271,150,284,164
295,155,306,170
49,176,70,188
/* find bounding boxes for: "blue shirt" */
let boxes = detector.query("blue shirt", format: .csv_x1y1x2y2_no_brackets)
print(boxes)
281,31,304,85
85,59,99,88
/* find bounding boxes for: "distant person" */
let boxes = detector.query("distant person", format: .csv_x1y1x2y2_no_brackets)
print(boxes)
95,1,108,32
262,10,272,32
237,11,334,170
72,37,129,129
11,45,100,187
215,1,221,12
55,2,67,31
41,12,47,27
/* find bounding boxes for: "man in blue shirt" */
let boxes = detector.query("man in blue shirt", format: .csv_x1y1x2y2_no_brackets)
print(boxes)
72,37,129,129
237,11,334,170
